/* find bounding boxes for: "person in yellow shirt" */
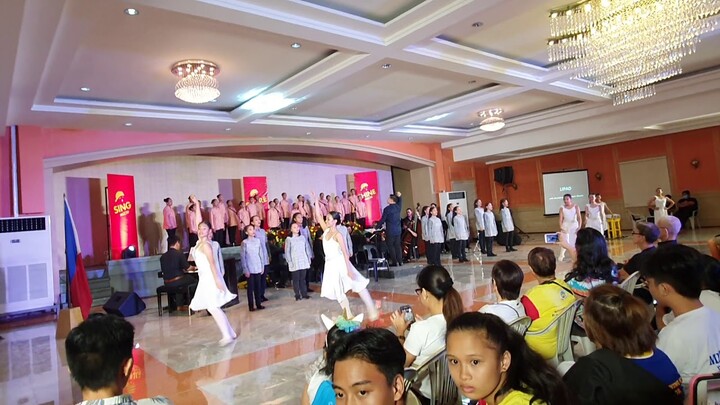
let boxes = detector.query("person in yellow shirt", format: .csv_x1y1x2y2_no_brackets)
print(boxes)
520,247,577,360
446,312,571,405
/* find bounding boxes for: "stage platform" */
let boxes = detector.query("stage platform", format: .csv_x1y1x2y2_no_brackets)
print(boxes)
107,246,242,298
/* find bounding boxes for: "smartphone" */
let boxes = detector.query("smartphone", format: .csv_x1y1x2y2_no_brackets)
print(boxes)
544,233,559,244
399,304,415,324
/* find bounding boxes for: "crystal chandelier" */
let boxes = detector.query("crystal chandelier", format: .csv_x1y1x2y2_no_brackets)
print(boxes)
170,60,220,104
478,108,505,132
547,0,720,105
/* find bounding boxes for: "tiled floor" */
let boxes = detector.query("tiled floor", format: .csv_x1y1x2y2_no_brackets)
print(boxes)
1,228,715,405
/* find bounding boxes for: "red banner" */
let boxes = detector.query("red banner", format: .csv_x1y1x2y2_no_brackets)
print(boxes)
107,174,139,260
125,348,147,398
243,176,268,209
354,171,381,225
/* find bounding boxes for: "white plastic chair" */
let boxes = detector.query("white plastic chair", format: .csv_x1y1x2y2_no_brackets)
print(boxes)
508,316,531,336
403,350,461,405
619,271,642,294
689,210,701,230
525,301,580,365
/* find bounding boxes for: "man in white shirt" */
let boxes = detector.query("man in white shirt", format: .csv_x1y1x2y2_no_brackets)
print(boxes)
643,245,720,391
480,260,526,324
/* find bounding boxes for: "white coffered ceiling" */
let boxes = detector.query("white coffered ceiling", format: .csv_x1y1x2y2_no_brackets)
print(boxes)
1,0,719,163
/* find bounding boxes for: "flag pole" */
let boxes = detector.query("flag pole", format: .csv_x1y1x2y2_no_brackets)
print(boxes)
63,193,70,310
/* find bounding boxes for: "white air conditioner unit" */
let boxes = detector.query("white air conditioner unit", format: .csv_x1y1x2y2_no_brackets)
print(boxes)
439,191,469,220
0,216,54,316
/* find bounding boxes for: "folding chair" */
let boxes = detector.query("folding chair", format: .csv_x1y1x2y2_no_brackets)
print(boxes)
525,301,580,365
508,316,531,336
404,350,461,405
619,271,641,294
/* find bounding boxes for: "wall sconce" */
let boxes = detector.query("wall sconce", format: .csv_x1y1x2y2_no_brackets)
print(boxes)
690,159,700,169
594,172,603,181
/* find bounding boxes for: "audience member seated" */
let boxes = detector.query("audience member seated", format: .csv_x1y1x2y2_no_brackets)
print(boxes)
159,236,198,311
659,254,720,327
709,234,720,260
302,313,362,405
655,216,681,248
563,284,683,404
323,328,405,405
446,312,572,405
561,228,617,299
643,245,720,392
675,190,699,229
619,221,659,304
65,313,173,405
521,247,577,361
480,260,526,324
390,265,463,400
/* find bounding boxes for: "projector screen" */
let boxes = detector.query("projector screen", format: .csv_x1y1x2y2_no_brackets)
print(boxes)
542,170,590,215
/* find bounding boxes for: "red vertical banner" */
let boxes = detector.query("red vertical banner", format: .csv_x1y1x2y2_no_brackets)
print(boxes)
125,348,147,398
107,174,139,260
354,171,381,224
243,176,268,209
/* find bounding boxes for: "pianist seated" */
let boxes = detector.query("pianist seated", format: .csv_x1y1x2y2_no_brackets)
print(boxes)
160,236,198,311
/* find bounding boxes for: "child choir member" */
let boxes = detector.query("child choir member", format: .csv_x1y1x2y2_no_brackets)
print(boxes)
241,224,267,311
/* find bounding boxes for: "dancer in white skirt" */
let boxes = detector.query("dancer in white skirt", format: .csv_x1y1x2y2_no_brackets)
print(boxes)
188,195,237,346
584,193,605,233
558,194,581,262
648,187,675,221
311,192,379,321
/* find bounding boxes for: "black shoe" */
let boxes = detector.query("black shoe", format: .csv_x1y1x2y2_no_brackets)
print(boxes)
307,288,314,292
261,296,269,302
481,250,487,254
302,296,310,299
510,248,518,252
295,297,301,301
257,305,266,310
488,253,497,257
249,307,256,312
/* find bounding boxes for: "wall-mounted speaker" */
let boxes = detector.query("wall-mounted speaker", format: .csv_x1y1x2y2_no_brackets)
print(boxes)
494,166,514,185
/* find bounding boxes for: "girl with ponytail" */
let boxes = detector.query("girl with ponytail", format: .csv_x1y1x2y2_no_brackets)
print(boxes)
390,265,464,400
446,312,571,405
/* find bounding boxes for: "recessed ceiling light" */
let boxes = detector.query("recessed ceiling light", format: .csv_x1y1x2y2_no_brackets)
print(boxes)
472,21,483,28
124,122,132,127
124,8,139,16
225,128,231,131
291,42,301,49
381,63,392,69
365,135,370,138
211,99,218,103
80,87,90,92
424,113,451,122
291,106,298,110
306,131,312,135
408,137,414,141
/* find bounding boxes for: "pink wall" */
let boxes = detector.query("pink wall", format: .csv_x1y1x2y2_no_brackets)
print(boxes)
11,126,441,215
0,127,12,217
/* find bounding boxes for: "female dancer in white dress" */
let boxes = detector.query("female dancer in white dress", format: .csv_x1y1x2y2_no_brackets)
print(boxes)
648,187,675,221
558,194,581,262
584,193,605,233
311,192,378,321
188,195,237,346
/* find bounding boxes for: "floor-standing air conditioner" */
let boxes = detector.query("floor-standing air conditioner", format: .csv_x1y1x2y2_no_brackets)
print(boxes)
0,216,54,316
439,191,468,219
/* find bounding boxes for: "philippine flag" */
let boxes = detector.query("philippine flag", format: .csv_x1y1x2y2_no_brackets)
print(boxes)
64,197,93,319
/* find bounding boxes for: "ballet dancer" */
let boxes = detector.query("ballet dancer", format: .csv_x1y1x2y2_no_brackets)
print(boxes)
558,194,581,262
648,187,675,221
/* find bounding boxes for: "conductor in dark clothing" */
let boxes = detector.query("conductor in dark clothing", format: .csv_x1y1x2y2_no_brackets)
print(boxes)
376,191,403,267
160,236,198,310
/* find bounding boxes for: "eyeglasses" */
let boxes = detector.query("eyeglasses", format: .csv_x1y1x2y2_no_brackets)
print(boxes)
415,288,423,296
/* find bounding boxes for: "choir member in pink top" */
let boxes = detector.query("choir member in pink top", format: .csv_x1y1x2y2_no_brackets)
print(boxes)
210,199,227,247
162,197,177,237
254,198,265,224
318,192,329,217
185,197,199,248
297,195,310,226
327,194,336,212
227,200,239,246
267,201,282,229
280,192,292,229
334,195,346,219
290,202,301,221
247,196,258,218
237,201,250,235
216,194,228,225
340,191,352,222
355,194,367,228
349,189,359,222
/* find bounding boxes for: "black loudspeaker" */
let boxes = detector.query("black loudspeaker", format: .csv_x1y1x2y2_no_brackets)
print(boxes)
494,166,514,184
103,291,146,317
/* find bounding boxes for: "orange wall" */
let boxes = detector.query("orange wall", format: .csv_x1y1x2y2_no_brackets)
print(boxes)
0,127,11,217
443,126,720,207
